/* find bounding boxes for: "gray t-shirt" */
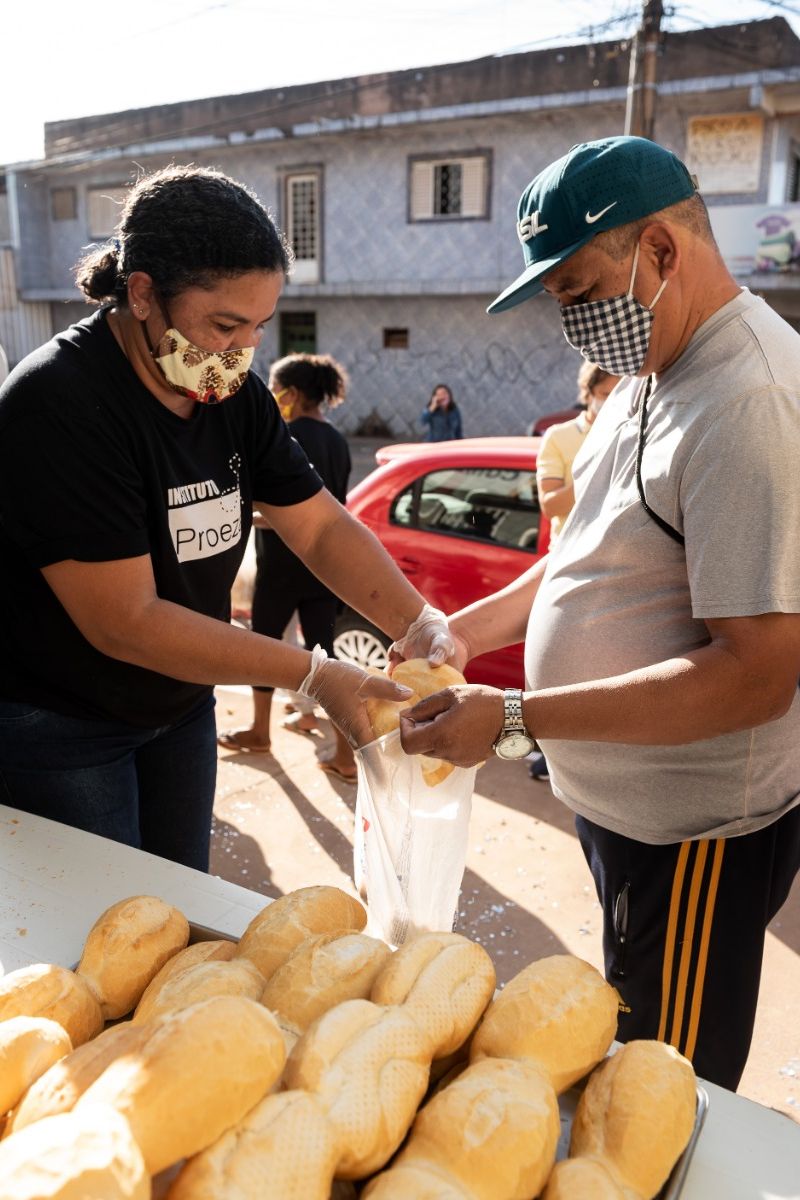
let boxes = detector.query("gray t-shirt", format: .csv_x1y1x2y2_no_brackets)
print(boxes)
525,290,800,843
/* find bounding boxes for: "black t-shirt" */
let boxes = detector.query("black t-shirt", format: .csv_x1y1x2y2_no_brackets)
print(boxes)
0,308,322,727
256,417,351,592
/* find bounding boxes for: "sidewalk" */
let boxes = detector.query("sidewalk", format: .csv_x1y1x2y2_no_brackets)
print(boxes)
211,685,800,1120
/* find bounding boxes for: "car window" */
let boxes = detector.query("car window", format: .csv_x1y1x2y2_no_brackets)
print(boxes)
391,466,540,552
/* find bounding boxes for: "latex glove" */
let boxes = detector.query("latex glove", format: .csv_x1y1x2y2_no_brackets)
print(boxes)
388,602,457,668
299,646,413,748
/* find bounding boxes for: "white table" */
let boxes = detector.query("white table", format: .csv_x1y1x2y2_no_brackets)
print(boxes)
1,805,799,1199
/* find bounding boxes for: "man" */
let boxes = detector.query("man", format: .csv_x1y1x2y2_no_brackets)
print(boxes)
397,136,800,1091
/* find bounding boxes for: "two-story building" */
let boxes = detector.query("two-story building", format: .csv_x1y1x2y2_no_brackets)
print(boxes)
2,15,800,436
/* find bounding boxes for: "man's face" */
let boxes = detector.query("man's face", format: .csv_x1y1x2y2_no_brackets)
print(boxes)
541,233,675,376
541,240,633,308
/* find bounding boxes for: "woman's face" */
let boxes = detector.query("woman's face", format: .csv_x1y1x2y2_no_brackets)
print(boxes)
587,374,620,419
157,269,284,352
432,387,451,408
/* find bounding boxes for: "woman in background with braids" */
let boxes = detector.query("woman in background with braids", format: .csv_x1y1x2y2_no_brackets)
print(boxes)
219,353,358,783
0,165,451,868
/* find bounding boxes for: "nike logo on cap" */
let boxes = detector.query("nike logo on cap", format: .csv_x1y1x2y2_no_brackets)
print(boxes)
585,202,617,224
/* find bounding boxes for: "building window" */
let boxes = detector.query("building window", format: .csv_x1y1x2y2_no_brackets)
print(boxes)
409,152,490,221
383,328,409,349
788,142,800,203
87,187,127,239
285,171,321,284
51,187,77,221
280,311,317,356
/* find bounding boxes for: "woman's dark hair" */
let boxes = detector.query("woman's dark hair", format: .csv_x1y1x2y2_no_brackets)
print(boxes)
430,382,455,410
272,352,348,409
577,361,615,405
75,165,291,305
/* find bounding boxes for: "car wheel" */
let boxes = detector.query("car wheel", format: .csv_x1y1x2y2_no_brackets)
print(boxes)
333,611,392,671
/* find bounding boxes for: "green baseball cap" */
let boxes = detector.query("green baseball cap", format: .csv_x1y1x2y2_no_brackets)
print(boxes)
488,136,698,314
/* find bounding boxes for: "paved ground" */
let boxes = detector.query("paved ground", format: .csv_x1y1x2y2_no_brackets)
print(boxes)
211,684,800,1121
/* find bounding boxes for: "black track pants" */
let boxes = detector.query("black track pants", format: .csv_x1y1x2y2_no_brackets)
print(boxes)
576,805,800,1091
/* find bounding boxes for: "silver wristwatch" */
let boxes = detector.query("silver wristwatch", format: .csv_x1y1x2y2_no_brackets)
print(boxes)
493,688,536,760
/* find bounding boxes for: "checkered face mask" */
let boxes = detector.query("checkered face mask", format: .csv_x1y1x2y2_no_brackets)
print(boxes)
560,242,668,377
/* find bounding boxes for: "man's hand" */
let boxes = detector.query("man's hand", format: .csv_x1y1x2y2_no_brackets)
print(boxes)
399,684,505,767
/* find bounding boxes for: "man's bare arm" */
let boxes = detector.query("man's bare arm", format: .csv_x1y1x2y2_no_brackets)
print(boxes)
401,612,800,765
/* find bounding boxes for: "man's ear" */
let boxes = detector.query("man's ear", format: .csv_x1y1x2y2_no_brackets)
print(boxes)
640,222,680,280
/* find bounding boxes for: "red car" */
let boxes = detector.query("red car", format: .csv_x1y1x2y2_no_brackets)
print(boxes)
335,437,550,689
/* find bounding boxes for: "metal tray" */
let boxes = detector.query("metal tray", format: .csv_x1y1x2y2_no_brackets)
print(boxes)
557,1082,709,1199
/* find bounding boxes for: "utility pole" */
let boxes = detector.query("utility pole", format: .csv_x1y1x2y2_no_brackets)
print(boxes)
624,0,664,140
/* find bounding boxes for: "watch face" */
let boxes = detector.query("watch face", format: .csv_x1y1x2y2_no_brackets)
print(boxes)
495,731,536,760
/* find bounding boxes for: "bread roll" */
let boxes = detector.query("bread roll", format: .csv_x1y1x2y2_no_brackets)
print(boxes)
391,659,465,696
542,1157,634,1200
5,1022,149,1137
261,932,391,1032
470,955,619,1093
0,1103,148,1199
370,932,495,1059
77,895,190,1019
284,998,431,1179
134,939,236,1018
77,995,286,1175
0,1017,72,1118
363,1163,474,1198
131,958,264,1025
365,691,419,740
569,1040,697,1199
367,1057,560,1200
167,1090,338,1200
235,887,366,980
393,660,465,791
0,963,103,1048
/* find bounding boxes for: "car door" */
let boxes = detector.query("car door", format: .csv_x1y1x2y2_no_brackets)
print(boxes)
379,462,546,688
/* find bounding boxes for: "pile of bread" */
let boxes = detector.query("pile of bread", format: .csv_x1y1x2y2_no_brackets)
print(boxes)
0,887,698,1199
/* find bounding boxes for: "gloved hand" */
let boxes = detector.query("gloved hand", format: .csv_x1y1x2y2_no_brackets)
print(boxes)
298,646,413,747
388,602,457,668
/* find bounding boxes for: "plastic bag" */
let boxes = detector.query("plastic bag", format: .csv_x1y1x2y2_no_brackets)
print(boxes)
354,730,475,946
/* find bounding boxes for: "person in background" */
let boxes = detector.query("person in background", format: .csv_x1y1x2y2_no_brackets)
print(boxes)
0,165,452,872
421,382,463,441
536,362,620,543
218,352,358,784
398,135,800,1092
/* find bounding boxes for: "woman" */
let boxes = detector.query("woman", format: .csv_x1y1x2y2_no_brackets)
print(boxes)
0,165,450,870
219,352,358,783
535,362,620,544
420,383,463,442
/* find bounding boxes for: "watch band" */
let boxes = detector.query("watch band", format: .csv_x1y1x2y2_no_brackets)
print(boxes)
503,688,526,733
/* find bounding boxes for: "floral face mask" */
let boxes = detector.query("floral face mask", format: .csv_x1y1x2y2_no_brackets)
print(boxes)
142,299,254,404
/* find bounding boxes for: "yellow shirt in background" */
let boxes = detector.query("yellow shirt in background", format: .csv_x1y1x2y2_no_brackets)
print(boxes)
536,411,590,541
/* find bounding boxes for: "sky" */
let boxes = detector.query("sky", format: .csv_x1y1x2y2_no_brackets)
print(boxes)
3,0,799,166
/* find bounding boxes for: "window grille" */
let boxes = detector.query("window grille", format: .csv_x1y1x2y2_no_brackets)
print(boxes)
410,154,488,221
286,173,320,284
